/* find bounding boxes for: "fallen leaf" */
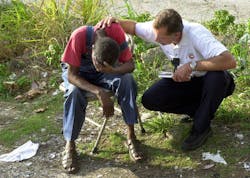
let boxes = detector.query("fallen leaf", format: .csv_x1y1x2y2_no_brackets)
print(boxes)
15,95,24,100
26,89,44,99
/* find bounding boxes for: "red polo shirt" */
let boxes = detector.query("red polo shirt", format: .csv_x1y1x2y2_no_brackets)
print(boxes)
61,23,132,67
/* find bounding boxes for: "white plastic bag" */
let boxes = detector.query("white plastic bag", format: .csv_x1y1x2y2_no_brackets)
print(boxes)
0,140,39,162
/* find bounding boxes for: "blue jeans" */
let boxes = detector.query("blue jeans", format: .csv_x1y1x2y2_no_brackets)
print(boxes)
61,63,138,141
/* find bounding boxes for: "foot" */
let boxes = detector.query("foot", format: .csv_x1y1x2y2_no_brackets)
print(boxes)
62,142,79,174
126,139,143,162
181,127,212,151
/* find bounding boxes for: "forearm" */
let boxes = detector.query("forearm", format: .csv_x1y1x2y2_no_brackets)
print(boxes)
68,74,102,95
195,51,236,71
68,67,114,117
117,19,136,35
112,60,135,74
68,65,102,95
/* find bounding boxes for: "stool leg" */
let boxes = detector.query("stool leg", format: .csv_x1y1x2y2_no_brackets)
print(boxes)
91,117,108,154
136,107,146,134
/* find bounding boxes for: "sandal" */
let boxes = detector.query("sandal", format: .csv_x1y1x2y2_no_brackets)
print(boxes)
62,146,78,174
126,139,143,162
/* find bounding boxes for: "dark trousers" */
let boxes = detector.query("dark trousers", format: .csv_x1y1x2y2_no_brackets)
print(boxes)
141,71,235,133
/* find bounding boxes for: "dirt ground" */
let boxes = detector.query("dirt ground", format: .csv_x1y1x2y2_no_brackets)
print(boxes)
108,0,250,23
0,100,250,178
0,75,250,177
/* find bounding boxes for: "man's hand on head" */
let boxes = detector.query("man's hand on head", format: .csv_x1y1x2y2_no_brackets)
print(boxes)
96,16,118,29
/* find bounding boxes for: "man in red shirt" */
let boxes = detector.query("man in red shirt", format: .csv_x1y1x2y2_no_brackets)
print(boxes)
61,23,143,173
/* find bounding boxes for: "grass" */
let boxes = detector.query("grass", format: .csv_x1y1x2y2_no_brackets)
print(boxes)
0,93,63,147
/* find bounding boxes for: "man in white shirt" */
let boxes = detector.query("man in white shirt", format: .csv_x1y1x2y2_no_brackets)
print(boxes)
98,9,236,151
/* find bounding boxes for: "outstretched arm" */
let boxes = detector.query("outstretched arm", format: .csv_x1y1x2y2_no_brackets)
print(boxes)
97,17,137,35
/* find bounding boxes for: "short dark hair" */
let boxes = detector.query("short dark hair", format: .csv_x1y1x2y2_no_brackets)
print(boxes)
153,9,183,34
93,31,120,66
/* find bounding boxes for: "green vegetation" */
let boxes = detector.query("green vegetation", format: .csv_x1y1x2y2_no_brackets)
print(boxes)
0,1,249,176
205,9,250,74
203,10,250,129
144,114,175,134
0,94,63,147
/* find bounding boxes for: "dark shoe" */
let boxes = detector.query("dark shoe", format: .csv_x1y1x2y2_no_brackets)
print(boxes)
179,116,193,123
181,127,212,151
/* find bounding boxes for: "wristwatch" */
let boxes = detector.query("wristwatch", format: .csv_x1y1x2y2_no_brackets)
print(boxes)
189,61,197,71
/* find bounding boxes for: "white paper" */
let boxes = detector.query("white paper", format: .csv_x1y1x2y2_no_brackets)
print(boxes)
235,133,244,140
158,71,173,78
0,140,39,162
202,151,227,165
244,162,250,171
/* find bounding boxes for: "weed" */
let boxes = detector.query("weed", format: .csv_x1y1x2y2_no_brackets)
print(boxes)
48,74,61,88
0,63,8,77
205,10,249,77
144,114,175,135
97,132,126,158
133,54,168,101
44,42,63,67
0,64,9,95
16,75,31,90
205,10,235,35
204,11,250,126
72,0,108,25
0,0,34,59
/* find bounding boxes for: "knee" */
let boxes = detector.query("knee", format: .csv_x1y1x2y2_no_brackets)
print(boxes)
70,86,82,97
204,71,230,98
121,73,134,83
67,87,87,105
120,73,137,90
206,71,225,81
141,90,154,110
205,71,227,89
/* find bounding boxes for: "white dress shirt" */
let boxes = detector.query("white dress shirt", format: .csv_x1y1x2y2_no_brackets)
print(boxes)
135,20,228,77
